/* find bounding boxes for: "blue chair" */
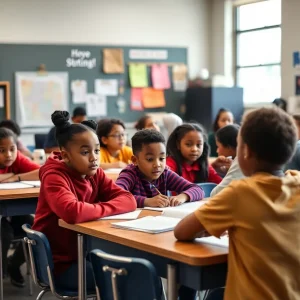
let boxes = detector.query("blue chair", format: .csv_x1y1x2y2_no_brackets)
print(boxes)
22,224,96,300
90,249,162,300
197,183,217,198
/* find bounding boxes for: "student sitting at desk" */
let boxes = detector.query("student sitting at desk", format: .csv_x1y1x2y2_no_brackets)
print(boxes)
175,107,300,300
0,128,40,287
32,111,136,291
135,115,160,131
166,123,222,184
97,118,133,170
116,129,204,208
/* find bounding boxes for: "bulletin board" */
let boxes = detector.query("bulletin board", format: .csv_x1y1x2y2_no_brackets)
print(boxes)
0,43,187,126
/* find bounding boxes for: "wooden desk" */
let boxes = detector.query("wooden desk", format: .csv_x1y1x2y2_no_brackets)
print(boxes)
103,171,120,181
59,210,228,300
0,188,39,300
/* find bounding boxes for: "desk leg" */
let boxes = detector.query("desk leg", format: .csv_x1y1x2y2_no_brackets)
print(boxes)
167,264,177,300
78,234,86,300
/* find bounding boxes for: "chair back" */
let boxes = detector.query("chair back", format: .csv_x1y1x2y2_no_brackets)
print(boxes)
22,224,54,288
90,249,161,300
34,134,47,149
197,182,217,197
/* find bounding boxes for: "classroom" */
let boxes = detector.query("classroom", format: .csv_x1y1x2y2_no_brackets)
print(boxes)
0,0,300,300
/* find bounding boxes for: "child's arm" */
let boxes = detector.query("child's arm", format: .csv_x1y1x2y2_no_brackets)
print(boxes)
167,170,205,203
43,172,136,224
115,168,147,208
208,165,222,184
174,183,236,241
1,169,39,183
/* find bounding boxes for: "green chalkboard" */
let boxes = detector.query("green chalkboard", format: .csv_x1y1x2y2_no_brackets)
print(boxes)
0,43,187,126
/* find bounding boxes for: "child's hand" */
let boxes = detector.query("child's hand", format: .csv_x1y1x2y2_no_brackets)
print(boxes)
144,194,170,207
211,156,232,174
169,193,189,206
0,174,18,183
0,173,15,183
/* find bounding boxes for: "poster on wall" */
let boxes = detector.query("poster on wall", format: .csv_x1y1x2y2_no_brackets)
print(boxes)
15,72,68,127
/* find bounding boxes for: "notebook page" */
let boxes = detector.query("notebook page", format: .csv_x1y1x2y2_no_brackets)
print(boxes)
111,216,181,233
99,210,141,220
144,200,207,214
0,182,35,189
195,236,229,248
104,168,123,173
21,181,41,187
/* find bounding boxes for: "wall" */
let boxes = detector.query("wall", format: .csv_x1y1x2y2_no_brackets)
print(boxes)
0,0,211,79
281,0,298,100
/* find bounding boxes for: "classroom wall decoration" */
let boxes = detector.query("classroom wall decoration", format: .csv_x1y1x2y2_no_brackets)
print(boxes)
15,72,68,127
0,43,187,126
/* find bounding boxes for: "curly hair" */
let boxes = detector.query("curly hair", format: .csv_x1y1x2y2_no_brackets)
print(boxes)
241,107,297,165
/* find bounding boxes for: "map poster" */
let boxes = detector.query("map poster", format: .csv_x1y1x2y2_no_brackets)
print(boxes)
15,72,68,127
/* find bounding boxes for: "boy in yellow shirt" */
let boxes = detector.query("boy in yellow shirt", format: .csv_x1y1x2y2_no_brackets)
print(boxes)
175,107,300,300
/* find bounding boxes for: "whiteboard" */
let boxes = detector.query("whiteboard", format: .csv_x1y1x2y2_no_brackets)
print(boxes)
15,72,69,127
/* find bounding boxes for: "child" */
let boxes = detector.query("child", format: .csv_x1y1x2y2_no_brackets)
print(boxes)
0,119,33,159
162,113,183,138
166,123,222,184
215,124,240,159
174,107,300,300
32,111,136,291
285,114,300,171
97,118,133,170
208,108,234,157
116,129,204,208
0,128,40,287
135,115,160,131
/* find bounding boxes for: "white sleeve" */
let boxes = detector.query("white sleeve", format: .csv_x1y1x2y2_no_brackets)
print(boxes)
210,158,244,197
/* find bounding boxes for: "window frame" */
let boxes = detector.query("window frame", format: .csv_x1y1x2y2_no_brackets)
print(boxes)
234,1,281,106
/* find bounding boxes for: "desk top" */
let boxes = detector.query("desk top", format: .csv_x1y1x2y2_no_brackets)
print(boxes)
0,188,40,200
59,210,228,266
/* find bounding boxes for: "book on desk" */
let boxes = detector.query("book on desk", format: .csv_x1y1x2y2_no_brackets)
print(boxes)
0,181,41,189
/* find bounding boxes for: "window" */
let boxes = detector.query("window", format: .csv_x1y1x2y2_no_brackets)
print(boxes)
235,0,281,104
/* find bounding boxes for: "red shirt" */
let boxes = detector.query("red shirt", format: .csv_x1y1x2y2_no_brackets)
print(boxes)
0,151,40,174
32,152,136,275
166,156,222,184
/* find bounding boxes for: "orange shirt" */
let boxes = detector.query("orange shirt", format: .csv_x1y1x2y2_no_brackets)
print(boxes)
100,146,133,164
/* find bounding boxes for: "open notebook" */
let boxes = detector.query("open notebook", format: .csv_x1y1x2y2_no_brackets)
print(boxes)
0,181,41,190
111,216,181,234
195,235,229,248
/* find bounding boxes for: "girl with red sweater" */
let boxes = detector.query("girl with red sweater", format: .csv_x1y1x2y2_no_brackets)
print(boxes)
32,111,136,291
0,127,40,287
166,123,222,185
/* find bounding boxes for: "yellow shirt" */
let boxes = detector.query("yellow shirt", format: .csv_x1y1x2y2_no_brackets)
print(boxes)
100,146,133,164
195,171,300,300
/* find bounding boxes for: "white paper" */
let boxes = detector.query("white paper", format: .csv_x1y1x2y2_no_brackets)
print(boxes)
0,89,4,108
21,181,41,187
129,49,168,60
144,200,207,215
104,168,123,173
99,210,141,220
86,94,107,117
95,79,118,96
0,182,35,189
71,80,87,103
173,80,188,92
112,216,180,234
195,235,229,248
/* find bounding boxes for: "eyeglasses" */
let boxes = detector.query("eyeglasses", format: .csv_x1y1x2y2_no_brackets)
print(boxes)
107,133,127,139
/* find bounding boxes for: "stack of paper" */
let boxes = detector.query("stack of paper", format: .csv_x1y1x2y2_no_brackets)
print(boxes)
144,200,207,217
21,181,41,187
111,216,181,234
196,235,229,248
99,210,141,220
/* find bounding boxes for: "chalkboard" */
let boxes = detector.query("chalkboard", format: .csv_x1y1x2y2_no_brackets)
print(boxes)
0,43,187,126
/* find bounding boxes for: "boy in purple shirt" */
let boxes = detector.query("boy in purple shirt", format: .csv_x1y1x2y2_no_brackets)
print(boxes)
116,129,204,208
